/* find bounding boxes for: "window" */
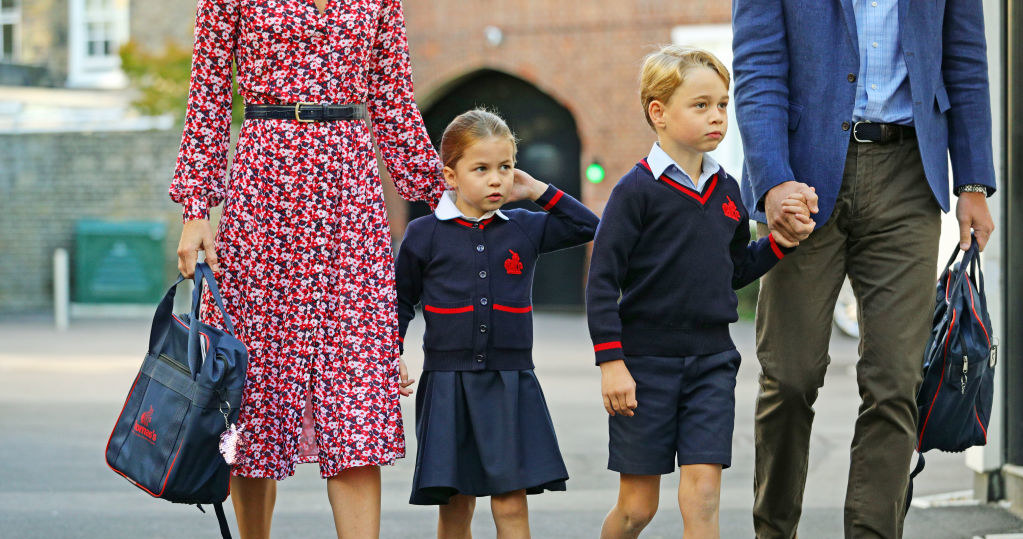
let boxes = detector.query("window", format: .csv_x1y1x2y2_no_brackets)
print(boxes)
68,0,129,88
0,0,19,61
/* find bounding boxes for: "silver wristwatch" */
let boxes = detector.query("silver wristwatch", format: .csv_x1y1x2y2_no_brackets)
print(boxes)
956,184,989,196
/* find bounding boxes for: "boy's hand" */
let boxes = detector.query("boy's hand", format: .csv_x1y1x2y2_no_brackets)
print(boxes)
600,360,638,416
508,168,548,203
779,193,815,243
398,358,415,397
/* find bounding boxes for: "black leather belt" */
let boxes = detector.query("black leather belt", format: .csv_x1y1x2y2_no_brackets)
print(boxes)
244,103,368,122
851,121,915,144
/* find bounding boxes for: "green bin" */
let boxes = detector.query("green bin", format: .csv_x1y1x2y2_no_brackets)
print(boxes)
74,220,167,304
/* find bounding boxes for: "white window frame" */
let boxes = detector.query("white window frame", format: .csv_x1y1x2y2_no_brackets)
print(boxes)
68,0,129,88
0,0,21,62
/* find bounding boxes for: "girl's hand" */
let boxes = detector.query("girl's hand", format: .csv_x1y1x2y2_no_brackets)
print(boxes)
399,358,415,397
599,360,638,416
507,168,548,203
177,219,219,278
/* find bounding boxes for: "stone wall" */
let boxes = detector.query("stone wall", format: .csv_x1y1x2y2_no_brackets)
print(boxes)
0,129,185,314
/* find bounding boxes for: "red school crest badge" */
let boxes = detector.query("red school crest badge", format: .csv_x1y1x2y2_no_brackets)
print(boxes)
722,196,742,222
504,250,523,275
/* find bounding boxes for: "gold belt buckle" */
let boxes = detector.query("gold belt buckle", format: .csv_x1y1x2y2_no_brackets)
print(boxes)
295,102,316,123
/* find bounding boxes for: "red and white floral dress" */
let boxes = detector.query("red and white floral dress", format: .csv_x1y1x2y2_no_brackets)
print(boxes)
169,0,445,480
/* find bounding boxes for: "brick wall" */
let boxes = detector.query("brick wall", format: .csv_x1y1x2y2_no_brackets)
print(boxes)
0,129,185,314
403,0,731,212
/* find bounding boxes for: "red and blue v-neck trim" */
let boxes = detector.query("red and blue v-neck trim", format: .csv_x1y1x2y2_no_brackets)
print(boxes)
639,158,718,206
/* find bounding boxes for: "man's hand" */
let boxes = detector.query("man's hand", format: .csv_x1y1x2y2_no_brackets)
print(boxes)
177,219,218,278
600,359,638,417
956,191,994,251
765,181,819,244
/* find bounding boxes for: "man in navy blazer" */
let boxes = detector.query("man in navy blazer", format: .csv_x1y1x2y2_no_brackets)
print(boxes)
732,0,995,537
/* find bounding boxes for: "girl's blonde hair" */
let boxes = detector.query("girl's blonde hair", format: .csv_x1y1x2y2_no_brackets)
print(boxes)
640,45,731,129
440,108,518,168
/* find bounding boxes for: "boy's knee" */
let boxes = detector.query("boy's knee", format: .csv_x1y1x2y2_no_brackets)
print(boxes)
619,500,658,532
679,471,721,521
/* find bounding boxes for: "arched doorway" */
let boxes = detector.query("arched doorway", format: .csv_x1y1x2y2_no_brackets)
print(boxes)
414,70,585,309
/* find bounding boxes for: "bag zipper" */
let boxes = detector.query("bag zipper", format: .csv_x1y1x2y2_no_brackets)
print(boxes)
158,353,190,376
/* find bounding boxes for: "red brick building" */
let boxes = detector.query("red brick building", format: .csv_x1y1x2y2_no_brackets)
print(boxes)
394,2,731,305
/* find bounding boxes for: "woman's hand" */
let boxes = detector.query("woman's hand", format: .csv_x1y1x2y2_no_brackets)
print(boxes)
177,219,219,278
399,358,416,397
507,168,548,203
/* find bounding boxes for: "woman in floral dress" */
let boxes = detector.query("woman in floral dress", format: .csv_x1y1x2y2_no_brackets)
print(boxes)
171,0,444,536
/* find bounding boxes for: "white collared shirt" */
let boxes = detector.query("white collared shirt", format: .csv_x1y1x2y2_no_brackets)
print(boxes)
646,142,719,192
434,190,509,222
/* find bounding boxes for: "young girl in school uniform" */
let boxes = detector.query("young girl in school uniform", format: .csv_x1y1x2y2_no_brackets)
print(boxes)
395,109,599,538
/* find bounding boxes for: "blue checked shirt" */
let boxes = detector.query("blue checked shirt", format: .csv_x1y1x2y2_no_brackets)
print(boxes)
852,0,914,125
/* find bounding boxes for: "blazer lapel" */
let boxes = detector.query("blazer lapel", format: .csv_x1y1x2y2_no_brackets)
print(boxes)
838,0,858,53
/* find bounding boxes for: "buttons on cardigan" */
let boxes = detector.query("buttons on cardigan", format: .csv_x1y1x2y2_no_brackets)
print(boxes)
847,73,856,83
476,244,485,252
479,324,488,334
475,354,485,363
472,223,480,229
842,121,851,131
480,297,488,305
479,270,487,279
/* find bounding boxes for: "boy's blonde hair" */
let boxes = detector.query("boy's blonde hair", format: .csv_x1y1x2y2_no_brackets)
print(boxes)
440,108,518,168
640,45,730,129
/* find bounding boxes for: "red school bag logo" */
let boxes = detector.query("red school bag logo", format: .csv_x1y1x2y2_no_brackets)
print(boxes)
504,250,523,275
133,405,157,444
722,196,742,221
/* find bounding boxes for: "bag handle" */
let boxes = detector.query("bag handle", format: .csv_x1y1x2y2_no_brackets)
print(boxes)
943,236,979,306
147,275,187,356
186,262,237,379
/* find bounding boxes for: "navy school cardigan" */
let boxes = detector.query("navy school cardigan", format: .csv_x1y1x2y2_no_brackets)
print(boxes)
586,160,795,365
396,185,599,371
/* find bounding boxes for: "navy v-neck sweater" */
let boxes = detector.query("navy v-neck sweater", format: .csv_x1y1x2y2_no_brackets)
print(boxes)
586,160,794,364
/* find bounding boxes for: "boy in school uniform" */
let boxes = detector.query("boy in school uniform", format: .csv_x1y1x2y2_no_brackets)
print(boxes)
585,46,816,538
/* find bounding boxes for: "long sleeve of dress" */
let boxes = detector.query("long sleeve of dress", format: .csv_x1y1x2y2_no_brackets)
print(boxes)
168,0,239,223
367,0,446,208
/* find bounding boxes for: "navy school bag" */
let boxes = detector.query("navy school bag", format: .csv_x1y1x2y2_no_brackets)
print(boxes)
105,262,247,538
908,237,996,505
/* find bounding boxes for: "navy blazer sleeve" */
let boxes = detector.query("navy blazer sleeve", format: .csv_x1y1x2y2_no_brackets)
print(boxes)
943,0,997,193
732,0,795,209
394,219,431,354
533,184,599,253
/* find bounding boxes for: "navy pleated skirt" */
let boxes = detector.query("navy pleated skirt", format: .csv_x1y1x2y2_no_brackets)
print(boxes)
410,369,569,505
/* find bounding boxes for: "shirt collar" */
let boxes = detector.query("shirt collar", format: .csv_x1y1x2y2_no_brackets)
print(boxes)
646,142,720,186
434,190,509,222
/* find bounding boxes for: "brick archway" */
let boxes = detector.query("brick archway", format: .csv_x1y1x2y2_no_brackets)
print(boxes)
412,68,585,308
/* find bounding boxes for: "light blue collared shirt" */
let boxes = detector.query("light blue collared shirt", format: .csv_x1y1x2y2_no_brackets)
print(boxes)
434,190,509,221
646,142,719,192
852,0,914,125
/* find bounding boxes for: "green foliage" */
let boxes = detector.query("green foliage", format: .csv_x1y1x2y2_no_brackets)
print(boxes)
119,40,245,126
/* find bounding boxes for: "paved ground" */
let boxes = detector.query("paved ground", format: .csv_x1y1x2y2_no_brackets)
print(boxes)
1,313,1021,538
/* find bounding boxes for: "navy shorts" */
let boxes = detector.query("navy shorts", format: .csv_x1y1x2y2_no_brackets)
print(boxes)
608,349,741,475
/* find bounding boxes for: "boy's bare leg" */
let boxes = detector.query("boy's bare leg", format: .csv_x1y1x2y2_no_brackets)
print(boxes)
601,474,661,539
230,476,276,539
326,465,381,539
678,464,722,539
491,489,530,539
438,494,476,539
